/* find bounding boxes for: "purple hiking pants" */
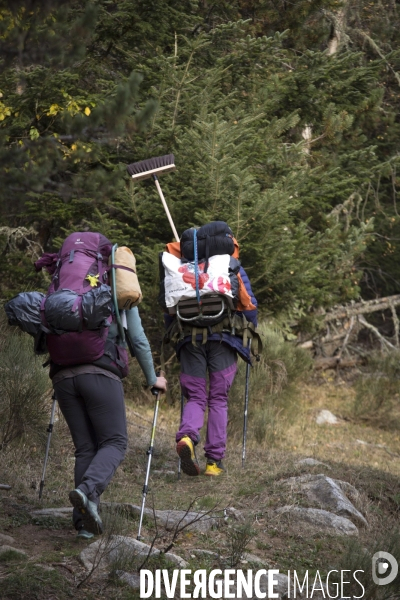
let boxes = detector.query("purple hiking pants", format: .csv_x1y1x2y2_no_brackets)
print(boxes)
176,341,237,461
54,374,127,530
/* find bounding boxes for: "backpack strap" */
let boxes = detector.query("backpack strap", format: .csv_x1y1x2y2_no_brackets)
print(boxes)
110,244,125,343
193,229,201,308
109,264,136,274
164,315,262,359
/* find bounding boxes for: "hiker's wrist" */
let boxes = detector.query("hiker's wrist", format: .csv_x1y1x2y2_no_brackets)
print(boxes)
146,376,157,388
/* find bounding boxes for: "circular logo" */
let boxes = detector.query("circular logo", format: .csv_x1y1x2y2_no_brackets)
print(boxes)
372,552,398,586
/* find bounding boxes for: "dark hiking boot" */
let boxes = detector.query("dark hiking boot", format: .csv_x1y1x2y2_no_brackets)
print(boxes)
204,459,225,476
69,489,103,535
176,436,200,476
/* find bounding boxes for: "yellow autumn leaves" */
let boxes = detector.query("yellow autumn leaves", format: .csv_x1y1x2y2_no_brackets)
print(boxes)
0,92,11,121
0,88,93,129
46,97,92,117
0,101,11,121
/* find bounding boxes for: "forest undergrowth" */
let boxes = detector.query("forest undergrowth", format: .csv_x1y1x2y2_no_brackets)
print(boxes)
0,324,399,599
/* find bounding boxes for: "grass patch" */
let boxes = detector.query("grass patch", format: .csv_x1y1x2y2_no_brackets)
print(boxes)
334,526,400,599
0,330,399,599
0,549,27,563
1,564,70,600
224,521,255,567
229,323,312,445
0,330,51,449
352,350,400,428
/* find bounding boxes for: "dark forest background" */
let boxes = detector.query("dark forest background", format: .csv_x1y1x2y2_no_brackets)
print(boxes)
1,0,400,335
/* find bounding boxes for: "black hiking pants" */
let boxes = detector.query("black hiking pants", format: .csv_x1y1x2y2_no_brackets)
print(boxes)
54,373,127,530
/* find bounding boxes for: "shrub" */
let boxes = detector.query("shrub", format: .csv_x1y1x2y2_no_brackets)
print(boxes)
0,330,51,448
225,521,255,568
333,526,400,600
228,322,312,445
1,565,67,600
352,350,400,427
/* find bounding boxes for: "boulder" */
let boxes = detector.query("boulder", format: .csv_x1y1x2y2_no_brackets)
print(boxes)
0,545,28,558
334,480,361,504
80,535,188,572
34,563,55,572
282,474,367,527
190,548,220,559
276,506,359,536
30,507,71,519
315,410,339,425
102,502,218,532
296,458,331,469
0,533,15,545
117,571,141,588
241,552,270,568
224,507,245,522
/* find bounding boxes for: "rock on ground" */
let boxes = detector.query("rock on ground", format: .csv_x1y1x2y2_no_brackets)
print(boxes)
315,410,339,425
241,552,270,568
31,503,219,532
102,502,219,532
282,473,367,527
296,458,331,469
0,533,15,545
0,545,28,557
31,507,71,519
190,548,220,559
117,571,141,588
34,563,55,572
276,506,359,536
224,507,245,522
334,480,361,504
79,535,188,572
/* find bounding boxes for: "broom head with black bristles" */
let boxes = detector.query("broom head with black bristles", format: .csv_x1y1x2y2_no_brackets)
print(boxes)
127,154,175,181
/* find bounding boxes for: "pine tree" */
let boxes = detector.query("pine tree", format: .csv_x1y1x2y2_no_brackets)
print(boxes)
0,0,395,326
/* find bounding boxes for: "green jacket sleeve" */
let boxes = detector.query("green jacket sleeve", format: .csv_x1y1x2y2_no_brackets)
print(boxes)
125,307,157,387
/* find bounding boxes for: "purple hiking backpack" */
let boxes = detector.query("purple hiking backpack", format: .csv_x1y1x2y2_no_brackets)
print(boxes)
35,232,115,367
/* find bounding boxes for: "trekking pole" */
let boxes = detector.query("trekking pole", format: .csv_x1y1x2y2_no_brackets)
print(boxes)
126,154,179,241
137,371,165,541
242,339,252,468
39,391,57,500
177,392,185,480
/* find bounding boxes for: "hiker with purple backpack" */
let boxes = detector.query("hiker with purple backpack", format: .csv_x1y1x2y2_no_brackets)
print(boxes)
6,232,166,538
51,305,166,539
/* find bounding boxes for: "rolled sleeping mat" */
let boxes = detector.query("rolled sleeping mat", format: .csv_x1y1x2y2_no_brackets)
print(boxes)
110,246,142,310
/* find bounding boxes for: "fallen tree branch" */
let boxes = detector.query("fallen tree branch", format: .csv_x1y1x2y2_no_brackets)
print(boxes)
337,316,355,360
314,356,363,370
52,562,74,573
324,294,400,322
389,300,400,347
358,315,396,351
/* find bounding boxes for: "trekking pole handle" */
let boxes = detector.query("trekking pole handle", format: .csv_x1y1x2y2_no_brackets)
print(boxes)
151,369,166,396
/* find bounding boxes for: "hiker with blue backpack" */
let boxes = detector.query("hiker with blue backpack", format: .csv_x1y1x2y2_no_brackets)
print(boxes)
159,222,260,477
6,232,166,538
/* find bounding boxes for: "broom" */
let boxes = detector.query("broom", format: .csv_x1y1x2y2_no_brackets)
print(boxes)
127,154,179,241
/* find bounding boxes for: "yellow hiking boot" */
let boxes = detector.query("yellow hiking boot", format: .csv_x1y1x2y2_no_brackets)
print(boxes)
176,436,200,476
204,459,225,476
